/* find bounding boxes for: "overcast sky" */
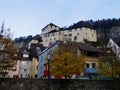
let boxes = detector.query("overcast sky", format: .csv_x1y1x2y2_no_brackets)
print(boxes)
0,0,120,38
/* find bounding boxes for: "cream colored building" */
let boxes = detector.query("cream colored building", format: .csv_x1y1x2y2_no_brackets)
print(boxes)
41,23,60,35
41,23,97,47
31,57,38,78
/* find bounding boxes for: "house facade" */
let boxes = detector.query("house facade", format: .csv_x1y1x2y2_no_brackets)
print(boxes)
8,60,20,78
41,23,97,47
38,42,58,78
19,51,31,78
41,23,60,35
38,41,102,79
77,43,102,76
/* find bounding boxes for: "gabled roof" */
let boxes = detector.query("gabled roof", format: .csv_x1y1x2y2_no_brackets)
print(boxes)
41,23,60,31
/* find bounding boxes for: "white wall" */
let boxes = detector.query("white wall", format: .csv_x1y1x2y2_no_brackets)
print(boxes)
42,27,97,47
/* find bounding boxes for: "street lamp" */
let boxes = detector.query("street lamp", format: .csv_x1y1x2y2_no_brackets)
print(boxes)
47,52,50,90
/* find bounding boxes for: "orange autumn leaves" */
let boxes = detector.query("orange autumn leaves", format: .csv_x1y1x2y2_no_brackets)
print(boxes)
50,41,85,77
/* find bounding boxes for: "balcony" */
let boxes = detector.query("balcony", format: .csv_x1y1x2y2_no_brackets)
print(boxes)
84,68,97,74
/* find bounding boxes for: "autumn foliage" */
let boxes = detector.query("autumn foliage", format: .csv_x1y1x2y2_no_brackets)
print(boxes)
98,50,120,78
0,23,17,74
99,60,120,78
50,41,85,78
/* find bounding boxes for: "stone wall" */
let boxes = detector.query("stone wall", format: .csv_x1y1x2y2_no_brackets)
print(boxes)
0,78,120,90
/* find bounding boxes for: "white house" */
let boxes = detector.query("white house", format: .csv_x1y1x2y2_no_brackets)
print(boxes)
19,51,31,78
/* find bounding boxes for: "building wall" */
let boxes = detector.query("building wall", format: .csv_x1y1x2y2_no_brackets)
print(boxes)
82,27,97,41
31,58,38,78
84,56,99,74
8,60,20,78
38,43,58,78
42,25,59,35
42,27,97,47
42,32,61,47
19,60,31,78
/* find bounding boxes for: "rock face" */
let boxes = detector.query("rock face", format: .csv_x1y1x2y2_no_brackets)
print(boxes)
0,78,120,90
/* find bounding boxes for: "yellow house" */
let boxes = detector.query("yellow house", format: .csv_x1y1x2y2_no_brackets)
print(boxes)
77,43,102,76
31,57,38,78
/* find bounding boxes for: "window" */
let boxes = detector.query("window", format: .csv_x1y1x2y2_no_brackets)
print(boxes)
92,34,94,36
26,61,29,65
64,34,67,36
86,33,87,35
22,61,26,65
24,69,27,72
59,38,61,40
12,68,16,71
48,34,49,37
69,34,72,37
37,65,38,70
92,63,96,68
77,33,79,35
53,33,54,36
86,63,89,68
74,36,77,41
46,39,47,42
45,35,47,37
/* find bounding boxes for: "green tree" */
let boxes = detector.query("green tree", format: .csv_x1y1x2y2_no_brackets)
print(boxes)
50,41,85,79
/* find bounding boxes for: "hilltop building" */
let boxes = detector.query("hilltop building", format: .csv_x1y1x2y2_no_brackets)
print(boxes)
41,23,97,47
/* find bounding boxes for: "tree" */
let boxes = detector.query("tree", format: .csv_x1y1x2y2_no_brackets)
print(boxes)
99,60,120,78
98,50,120,78
50,41,85,79
0,22,17,77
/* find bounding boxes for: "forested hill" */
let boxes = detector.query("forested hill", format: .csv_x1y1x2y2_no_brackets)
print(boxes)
64,18,120,31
